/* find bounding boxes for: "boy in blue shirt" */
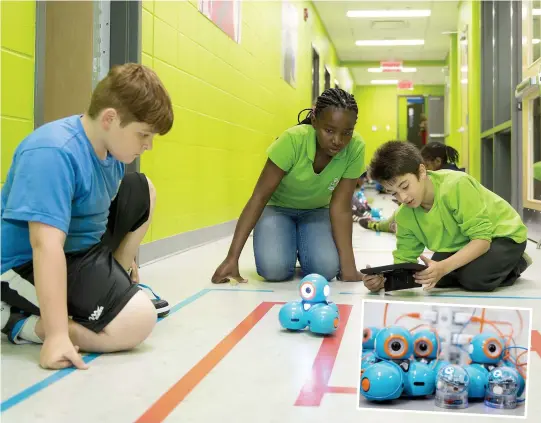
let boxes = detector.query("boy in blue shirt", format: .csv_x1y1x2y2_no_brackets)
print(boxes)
1,63,173,370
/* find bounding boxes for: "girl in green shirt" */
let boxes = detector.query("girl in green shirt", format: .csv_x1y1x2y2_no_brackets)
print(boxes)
362,141,531,293
212,88,366,283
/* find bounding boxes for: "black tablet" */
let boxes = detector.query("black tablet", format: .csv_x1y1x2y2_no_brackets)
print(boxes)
360,263,427,292
360,263,427,275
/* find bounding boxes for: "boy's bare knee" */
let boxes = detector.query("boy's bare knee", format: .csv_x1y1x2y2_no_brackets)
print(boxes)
103,290,156,350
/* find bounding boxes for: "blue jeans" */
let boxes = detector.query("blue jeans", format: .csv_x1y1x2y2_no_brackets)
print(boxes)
253,206,340,282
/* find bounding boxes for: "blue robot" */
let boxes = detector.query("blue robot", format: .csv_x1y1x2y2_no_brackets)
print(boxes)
402,360,437,398
361,360,404,401
374,326,413,363
370,208,382,220
463,363,489,400
413,329,448,383
485,367,521,409
360,350,379,375
362,326,380,357
360,326,436,401
435,364,470,409
278,274,339,335
468,332,505,372
413,330,440,365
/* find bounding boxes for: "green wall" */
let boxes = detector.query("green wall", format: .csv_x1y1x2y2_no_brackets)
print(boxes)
453,0,481,180
446,33,462,163
353,85,445,166
1,1,36,186
140,0,353,244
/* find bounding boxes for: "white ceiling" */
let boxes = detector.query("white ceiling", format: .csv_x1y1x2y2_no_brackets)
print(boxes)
350,66,448,85
312,0,460,85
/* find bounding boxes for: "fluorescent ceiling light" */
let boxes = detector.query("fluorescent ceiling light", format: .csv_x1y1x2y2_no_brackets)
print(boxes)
371,80,399,85
356,39,425,46
367,67,417,73
347,10,431,18
533,8,541,16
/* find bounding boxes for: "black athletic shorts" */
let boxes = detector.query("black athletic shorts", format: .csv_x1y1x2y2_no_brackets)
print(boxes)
1,172,151,333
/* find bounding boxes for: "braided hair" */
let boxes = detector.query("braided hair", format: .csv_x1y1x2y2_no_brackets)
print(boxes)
297,88,358,125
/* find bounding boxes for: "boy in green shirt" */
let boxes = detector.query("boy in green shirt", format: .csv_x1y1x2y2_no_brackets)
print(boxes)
362,141,531,292
212,88,365,283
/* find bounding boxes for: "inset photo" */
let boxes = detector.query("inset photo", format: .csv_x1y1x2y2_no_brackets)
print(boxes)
358,299,531,417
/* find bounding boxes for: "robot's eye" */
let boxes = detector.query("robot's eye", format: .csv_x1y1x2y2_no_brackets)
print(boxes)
363,329,370,341
384,335,408,358
414,338,433,357
483,338,503,359
300,282,316,300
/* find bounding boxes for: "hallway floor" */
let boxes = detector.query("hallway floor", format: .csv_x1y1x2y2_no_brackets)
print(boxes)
2,191,539,422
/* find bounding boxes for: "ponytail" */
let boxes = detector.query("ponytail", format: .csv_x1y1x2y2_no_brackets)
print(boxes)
297,108,313,125
445,145,459,164
421,142,459,165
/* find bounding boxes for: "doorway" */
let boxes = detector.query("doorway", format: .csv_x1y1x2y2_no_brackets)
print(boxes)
311,47,320,105
324,67,331,91
37,1,95,126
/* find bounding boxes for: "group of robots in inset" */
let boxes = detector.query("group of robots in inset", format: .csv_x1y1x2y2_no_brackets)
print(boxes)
359,319,528,411
275,273,529,413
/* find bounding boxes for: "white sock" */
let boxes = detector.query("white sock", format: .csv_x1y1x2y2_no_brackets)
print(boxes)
18,315,43,344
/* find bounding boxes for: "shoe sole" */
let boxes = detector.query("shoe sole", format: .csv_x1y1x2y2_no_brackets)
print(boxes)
152,299,171,318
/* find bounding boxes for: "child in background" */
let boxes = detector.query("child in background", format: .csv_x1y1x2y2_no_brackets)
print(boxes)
361,141,531,293
358,142,463,233
421,142,463,172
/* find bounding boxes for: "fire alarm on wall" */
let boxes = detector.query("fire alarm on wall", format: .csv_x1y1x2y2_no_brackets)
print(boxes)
304,8,309,21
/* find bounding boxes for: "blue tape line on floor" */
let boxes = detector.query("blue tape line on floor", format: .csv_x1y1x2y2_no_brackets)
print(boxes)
209,288,274,292
338,291,541,300
427,294,541,300
1,288,210,413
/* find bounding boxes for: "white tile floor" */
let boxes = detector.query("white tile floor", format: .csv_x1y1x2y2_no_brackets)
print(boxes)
1,190,539,423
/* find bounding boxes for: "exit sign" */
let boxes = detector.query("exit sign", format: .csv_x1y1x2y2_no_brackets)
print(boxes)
398,80,414,89
380,61,403,71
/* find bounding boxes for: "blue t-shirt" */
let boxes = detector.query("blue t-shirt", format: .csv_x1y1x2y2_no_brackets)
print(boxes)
1,115,125,273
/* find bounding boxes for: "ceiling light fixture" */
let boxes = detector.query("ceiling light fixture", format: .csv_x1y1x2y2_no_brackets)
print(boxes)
534,39,541,45
533,8,541,16
367,67,417,73
370,80,399,85
356,39,425,46
347,10,431,18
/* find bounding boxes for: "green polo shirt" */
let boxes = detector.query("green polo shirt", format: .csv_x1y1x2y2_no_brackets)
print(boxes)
266,125,365,210
393,170,528,263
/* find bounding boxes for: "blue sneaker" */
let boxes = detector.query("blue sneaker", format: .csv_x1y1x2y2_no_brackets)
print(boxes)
138,284,170,318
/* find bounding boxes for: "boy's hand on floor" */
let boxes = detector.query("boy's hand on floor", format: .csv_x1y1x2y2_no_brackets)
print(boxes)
360,265,385,292
40,335,88,370
414,255,447,290
212,258,247,284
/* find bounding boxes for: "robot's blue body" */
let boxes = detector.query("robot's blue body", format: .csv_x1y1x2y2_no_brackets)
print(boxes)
278,274,339,335
362,326,380,357
360,326,437,401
